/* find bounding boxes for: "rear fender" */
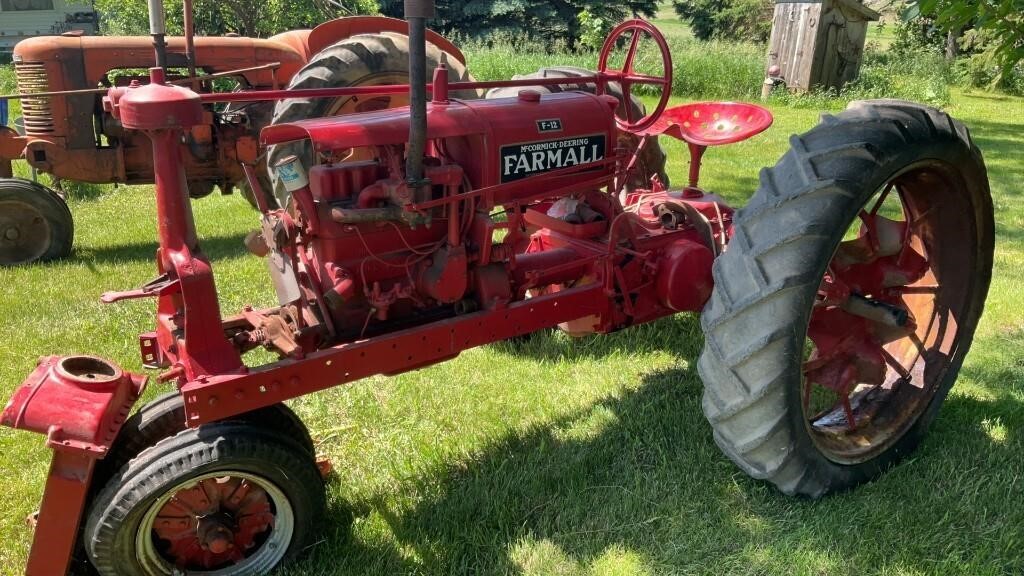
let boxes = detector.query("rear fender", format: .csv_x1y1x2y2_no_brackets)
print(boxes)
295,15,466,65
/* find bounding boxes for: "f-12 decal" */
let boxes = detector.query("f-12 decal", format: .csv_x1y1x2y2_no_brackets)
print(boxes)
500,134,607,183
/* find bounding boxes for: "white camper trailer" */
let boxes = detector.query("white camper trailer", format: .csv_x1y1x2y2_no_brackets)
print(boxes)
0,0,97,52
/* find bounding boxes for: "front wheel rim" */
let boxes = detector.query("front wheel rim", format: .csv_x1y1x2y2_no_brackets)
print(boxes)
0,199,52,265
802,160,979,464
136,471,295,575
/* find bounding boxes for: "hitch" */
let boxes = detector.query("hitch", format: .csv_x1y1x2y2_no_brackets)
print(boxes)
1,355,146,576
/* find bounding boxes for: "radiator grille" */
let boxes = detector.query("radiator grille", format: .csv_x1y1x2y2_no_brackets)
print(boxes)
14,61,55,134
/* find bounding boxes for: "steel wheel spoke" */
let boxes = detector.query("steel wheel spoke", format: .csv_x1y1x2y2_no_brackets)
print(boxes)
908,205,937,230
868,182,896,217
880,347,913,381
624,30,642,74
842,396,856,429
622,81,637,123
623,73,667,85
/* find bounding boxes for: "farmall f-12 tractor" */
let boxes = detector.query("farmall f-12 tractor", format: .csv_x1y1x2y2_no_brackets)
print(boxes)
0,0,994,573
0,15,483,266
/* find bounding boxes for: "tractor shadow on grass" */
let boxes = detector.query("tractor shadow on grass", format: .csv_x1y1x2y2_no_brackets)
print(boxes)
287,322,1023,575
75,232,251,265
490,313,707,363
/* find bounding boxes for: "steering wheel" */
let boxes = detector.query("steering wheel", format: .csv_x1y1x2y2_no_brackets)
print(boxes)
598,19,674,134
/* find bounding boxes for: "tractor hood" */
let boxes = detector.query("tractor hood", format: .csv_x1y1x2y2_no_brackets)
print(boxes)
261,91,619,189
261,100,488,152
13,35,307,90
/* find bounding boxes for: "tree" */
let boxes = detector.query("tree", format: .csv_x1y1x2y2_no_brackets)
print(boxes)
378,0,659,46
95,0,378,37
905,0,1023,75
672,0,773,42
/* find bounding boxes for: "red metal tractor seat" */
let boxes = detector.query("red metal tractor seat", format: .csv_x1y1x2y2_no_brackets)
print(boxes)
642,102,774,195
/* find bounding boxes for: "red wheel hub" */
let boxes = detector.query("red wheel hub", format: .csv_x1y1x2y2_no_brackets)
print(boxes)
804,185,932,432
152,476,276,569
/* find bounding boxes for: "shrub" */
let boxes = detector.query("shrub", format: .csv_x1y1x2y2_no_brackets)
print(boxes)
460,34,591,81
0,65,19,120
380,1,658,46
463,33,766,101
955,52,1024,96
668,37,764,99
770,46,954,109
672,0,773,42
0,65,15,95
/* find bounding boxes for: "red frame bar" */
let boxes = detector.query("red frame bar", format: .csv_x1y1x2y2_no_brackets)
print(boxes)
182,283,609,424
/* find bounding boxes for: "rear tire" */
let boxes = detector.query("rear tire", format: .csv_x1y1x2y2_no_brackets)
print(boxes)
85,423,325,576
0,178,72,265
698,100,994,497
267,32,475,208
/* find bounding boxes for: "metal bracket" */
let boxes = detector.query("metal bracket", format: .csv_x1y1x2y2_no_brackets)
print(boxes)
100,273,180,304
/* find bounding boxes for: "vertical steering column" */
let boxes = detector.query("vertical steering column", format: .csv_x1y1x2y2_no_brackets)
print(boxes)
114,68,244,380
405,0,434,192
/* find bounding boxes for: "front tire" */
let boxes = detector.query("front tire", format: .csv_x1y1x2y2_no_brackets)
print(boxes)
84,423,325,575
93,392,318,492
0,178,73,265
698,100,994,497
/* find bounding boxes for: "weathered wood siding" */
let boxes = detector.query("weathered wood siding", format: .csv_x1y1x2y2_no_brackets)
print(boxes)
767,2,822,91
817,1,871,89
766,0,877,93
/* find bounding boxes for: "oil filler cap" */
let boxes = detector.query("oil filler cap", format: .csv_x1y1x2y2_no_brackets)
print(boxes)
518,90,541,103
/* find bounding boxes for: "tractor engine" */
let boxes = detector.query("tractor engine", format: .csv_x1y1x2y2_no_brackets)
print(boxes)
250,87,720,356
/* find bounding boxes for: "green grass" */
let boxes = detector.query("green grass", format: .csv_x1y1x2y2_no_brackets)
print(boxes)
866,20,898,52
2,6,1024,567
0,87,1021,574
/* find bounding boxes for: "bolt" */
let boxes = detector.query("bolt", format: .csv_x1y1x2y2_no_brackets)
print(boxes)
207,536,232,554
4,228,19,241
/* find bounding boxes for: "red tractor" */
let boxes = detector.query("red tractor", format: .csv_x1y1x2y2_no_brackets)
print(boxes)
0,15,479,266
0,3,994,575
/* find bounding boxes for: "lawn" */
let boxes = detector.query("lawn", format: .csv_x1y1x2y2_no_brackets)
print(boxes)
1,37,1023,576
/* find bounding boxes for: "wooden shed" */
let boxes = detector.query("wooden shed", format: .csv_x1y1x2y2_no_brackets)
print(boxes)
765,0,880,93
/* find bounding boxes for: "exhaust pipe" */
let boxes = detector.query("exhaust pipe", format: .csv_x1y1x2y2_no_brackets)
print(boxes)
405,0,434,185
147,0,169,71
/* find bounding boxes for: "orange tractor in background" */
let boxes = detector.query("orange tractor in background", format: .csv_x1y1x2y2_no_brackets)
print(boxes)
0,16,476,266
